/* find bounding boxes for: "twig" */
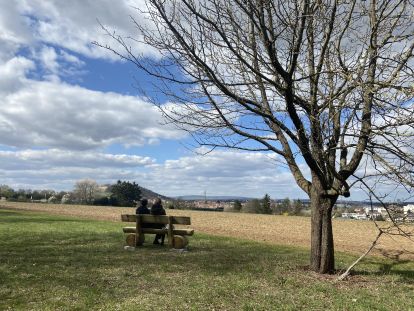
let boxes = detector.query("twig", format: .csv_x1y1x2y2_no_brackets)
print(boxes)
336,231,383,281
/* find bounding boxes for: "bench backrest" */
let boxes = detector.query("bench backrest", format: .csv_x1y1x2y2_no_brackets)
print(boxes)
121,214,191,225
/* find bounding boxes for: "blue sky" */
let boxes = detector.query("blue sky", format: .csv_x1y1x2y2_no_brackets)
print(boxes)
0,0,397,201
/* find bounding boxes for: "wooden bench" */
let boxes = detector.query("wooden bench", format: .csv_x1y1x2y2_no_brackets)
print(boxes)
121,214,194,249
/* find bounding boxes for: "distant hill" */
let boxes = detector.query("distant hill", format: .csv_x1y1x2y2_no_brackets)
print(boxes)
138,186,171,200
176,195,253,201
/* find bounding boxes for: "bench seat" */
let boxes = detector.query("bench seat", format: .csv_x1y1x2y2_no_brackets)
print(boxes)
122,226,194,236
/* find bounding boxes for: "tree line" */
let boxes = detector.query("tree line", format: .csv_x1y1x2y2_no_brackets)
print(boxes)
232,194,306,216
0,180,142,207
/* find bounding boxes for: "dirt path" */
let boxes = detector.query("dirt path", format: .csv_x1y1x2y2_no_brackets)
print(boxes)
2,201,413,259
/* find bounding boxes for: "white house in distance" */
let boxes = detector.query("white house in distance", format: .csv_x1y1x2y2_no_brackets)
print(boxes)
341,212,368,220
364,206,386,215
403,204,414,215
341,204,414,222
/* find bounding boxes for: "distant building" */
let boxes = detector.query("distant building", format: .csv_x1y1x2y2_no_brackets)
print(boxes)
192,200,230,210
385,206,414,223
405,211,414,223
354,207,365,213
363,206,386,214
403,204,414,215
61,193,71,204
341,212,367,220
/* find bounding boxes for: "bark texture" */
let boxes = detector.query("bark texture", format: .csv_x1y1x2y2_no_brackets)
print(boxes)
310,182,336,273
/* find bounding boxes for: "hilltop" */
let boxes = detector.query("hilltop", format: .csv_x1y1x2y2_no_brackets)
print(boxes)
138,186,171,200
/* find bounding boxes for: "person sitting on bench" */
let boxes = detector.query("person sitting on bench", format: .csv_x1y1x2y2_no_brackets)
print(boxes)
150,198,166,245
135,198,150,215
135,198,153,231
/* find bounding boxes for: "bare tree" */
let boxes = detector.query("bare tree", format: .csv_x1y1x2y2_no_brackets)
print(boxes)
73,179,99,204
97,0,414,274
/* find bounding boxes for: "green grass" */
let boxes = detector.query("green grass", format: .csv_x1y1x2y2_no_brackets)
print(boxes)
0,209,413,311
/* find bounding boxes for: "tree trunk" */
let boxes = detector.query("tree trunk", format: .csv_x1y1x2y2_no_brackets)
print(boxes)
310,180,337,274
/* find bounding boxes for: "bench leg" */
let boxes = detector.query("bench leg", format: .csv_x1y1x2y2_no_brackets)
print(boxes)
173,235,189,249
136,233,145,246
168,217,174,248
135,216,143,247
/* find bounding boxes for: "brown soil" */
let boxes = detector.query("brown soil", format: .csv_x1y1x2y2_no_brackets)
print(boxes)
2,201,413,259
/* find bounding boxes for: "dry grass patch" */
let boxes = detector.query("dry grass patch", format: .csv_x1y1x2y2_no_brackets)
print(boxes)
1,201,413,259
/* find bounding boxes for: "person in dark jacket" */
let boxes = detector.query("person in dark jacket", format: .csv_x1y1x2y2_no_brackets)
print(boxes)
136,198,152,230
135,198,150,215
150,198,166,245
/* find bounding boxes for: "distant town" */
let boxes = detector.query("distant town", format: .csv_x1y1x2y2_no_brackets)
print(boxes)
168,198,414,223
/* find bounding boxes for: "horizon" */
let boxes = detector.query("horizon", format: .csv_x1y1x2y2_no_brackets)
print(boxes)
3,182,412,205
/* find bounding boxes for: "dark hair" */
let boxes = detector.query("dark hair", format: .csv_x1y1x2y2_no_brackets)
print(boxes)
140,198,148,206
152,198,162,208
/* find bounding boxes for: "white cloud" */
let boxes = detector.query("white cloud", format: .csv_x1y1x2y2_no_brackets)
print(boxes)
0,56,185,150
0,56,35,93
0,1,192,194
0,148,155,190
0,1,158,83
0,2,182,151
15,0,158,61
37,45,60,81
0,149,154,170
143,149,306,198
0,166,136,191
0,1,33,61
0,147,306,198
59,50,84,66
0,145,399,200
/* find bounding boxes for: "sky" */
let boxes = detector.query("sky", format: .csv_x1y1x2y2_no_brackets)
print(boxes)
0,0,393,200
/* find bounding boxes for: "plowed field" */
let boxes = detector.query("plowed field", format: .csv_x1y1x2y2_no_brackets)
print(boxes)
2,201,413,259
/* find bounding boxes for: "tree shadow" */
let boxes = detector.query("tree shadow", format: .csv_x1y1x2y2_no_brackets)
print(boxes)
1,209,412,287
0,210,22,216
0,213,304,276
0,209,94,224
345,251,414,284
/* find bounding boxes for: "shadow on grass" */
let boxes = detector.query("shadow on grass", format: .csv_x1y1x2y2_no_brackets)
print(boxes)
0,210,23,216
0,211,303,281
349,257,414,284
1,209,413,288
0,208,93,224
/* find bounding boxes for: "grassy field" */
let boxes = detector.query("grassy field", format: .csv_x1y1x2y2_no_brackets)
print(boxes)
2,201,414,260
0,208,413,310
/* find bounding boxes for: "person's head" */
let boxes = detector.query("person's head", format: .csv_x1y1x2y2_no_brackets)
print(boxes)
140,198,148,207
153,198,162,207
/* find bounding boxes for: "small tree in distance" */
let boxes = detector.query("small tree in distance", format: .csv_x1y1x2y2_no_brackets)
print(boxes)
244,199,261,214
260,194,272,214
73,179,98,204
233,200,242,212
292,199,304,216
0,185,15,199
99,0,414,274
277,198,291,215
